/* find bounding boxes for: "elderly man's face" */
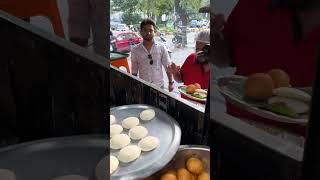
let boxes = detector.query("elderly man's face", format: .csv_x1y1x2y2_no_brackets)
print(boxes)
196,41,207,52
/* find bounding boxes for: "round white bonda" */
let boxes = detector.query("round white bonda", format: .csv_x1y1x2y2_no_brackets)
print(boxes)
139,109,155,121
110,115,116,125
138,136,160,151
110,155,119,174
128,126,148,140
118,145,141,163
110,124,123,138
122,117,139,129
110,134,131,150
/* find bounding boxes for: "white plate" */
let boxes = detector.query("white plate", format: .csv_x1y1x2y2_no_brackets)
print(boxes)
178,86,207,102
217,75,309,124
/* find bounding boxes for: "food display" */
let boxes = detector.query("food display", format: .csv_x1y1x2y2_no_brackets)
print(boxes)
217,69,311,124
161,157,209,180
109,104,181,179
178,83,207,102
109,108,158,173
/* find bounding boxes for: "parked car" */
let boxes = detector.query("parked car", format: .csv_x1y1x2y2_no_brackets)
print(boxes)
190,20,198,28
111,21,119,30
198,19,209,27
115,23,128,31
111,31,143,53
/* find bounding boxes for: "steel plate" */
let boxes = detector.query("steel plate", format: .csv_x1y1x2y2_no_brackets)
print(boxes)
110,104,181,180
0,135,107,180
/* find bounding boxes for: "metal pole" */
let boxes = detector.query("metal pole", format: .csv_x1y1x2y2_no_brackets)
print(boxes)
301,50,320,180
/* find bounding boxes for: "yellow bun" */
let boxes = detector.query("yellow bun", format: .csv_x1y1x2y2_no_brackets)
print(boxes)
267,69,290,88
244,73,274,100
197,172,210,180
193,83,201,90
186,157,203,174
186,85,196,94
177,168,192,180
161,173,177,180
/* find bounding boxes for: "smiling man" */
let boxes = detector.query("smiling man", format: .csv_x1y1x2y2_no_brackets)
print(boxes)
131,18,174,92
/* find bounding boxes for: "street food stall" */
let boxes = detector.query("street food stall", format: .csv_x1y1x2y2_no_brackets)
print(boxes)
109,66,210,179
1,5,320,180
0,10,211,180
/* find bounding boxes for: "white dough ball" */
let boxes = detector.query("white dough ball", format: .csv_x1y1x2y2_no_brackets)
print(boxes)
110,115,116,125
122,117,139,129
140,109,155,121
110,134,131,150
110,124,123,138
138,136,160,151
128,126,148,140
118,145,141,163
110,155,119,174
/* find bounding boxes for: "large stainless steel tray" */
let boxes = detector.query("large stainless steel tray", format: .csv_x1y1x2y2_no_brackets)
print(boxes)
0,135,107,180
110,104,181,180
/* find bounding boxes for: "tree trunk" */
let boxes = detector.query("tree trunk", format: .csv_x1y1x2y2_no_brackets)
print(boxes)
174,0,187,45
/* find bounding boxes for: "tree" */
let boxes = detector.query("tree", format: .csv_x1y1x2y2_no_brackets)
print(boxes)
175,0,208,26
121,12,143,25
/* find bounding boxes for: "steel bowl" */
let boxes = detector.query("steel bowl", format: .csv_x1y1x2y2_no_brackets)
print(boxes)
147,145,210,179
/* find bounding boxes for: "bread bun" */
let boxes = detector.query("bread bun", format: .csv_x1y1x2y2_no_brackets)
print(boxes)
186,157,203,174
161,173,177,180
194,83,201,90
244,73,274,100
186,85,196,94
197,172,210,180
267,69,290,88
177,168,192,180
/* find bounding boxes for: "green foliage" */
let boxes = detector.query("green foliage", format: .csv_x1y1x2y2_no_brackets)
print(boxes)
112,0,139,12
111,0,209,26
121,12,143,25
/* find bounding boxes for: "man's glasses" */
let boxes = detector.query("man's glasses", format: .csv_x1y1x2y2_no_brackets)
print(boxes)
148,54,153,65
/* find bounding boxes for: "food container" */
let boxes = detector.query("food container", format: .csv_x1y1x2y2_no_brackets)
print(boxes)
0,135,107,180
148,145,210,179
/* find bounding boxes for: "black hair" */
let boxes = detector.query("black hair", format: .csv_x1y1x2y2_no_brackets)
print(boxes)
140,18,157,31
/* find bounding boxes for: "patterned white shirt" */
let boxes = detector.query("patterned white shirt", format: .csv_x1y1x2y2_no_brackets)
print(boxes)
131,41,171,87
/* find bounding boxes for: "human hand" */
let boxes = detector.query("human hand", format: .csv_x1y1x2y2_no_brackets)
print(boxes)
168,63,180,74
168,84,174,92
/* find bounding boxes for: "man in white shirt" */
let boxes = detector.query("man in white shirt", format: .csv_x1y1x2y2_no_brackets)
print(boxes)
131,18,174,92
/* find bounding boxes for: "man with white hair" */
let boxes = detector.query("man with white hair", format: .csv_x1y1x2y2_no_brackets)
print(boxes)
168,30,210,90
